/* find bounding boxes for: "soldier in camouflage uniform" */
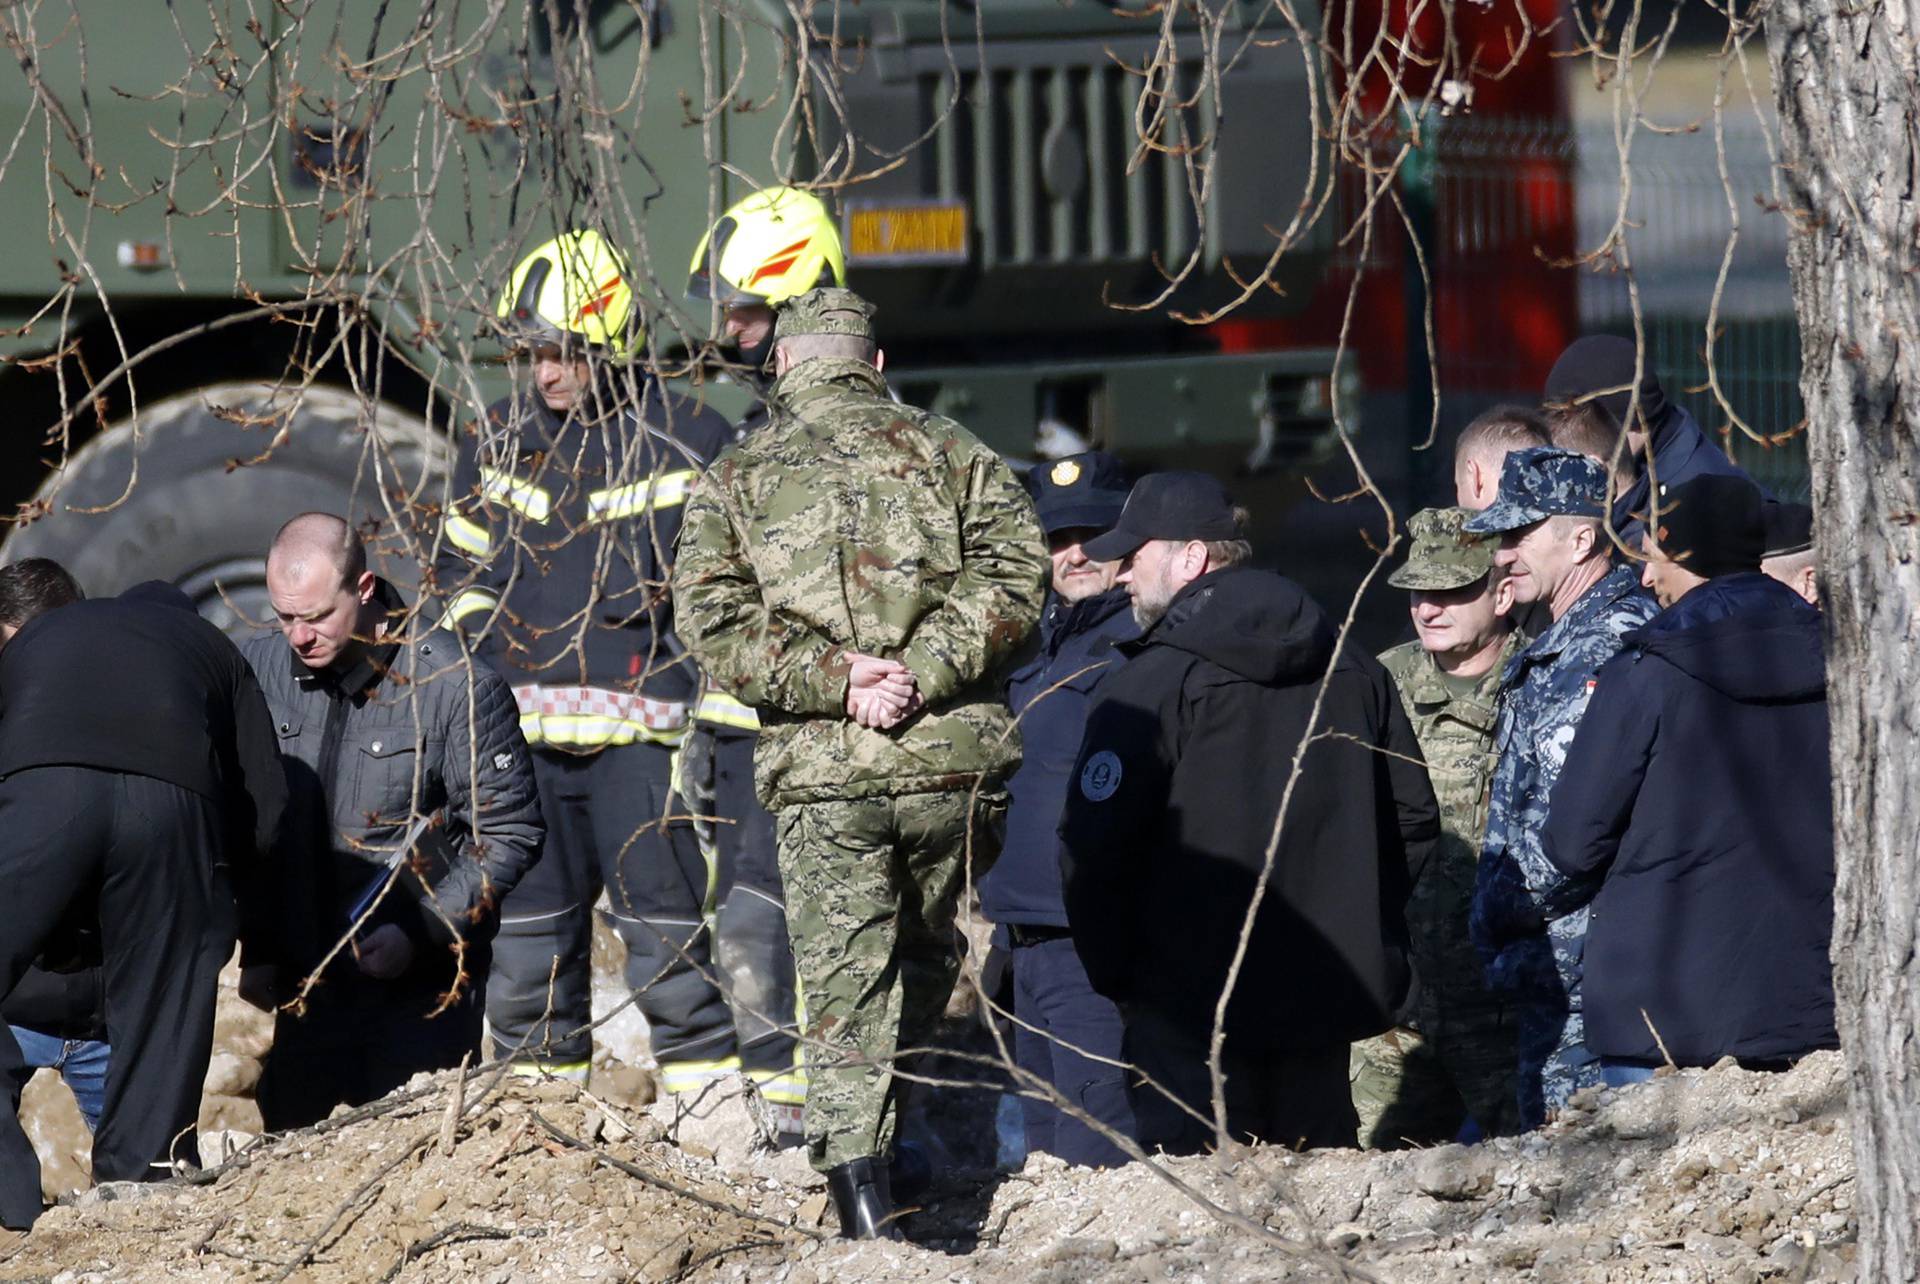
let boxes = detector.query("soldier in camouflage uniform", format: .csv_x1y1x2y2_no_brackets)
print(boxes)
1464,448,1657,1128
671,288,1048,1238
1351,508,1526,1147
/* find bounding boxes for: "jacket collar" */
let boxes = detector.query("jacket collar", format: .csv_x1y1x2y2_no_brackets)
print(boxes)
1044,586,1133,645
1506,562,1645,680
1400,628,1526,729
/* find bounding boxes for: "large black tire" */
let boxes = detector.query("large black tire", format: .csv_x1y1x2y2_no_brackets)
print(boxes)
3,383,450,635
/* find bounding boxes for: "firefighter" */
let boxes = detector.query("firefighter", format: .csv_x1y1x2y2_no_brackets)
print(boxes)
437,228,738,1089
680,187,847,1130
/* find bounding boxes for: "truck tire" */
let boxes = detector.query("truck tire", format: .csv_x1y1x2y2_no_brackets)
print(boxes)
3,382,451,636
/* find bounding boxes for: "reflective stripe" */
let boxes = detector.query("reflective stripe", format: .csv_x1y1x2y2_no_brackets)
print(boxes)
585,469,697,523
479,466,554,521
747,1068,807,1106
693,688,760,731
514,684,690,748
444,513,493,557
519,711,689,748
657,1055,743,1095
441,587,498,627
508,1059,590,1082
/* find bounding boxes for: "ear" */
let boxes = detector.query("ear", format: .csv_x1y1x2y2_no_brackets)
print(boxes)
1492,571,1518,617
874,348,886,374
772,345,793,376
1798,566,1819,606
355,570,378,604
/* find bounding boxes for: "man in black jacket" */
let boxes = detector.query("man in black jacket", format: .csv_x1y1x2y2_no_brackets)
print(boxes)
1542,475,1836,1083
979,451,1139,1167
0,562,287,1229
1060,474,1440,1153
244,514,543,1129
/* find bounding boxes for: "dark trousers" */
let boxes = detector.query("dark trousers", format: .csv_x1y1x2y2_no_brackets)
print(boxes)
1125,1008,1356,1155
0,767,233,1228
710,735,800,1085
257,972,483,1131
1009,931,1136,1167
486,745,735,1077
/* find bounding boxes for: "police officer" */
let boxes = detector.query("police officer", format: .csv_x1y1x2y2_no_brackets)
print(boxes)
244,515,542,1128
673,288,1047,1238
681,186,850,1128
977,452,1139,1166
0,562,286,1228
437,229,739,1090
1464,448,1656,1127
1352,509,1525,1146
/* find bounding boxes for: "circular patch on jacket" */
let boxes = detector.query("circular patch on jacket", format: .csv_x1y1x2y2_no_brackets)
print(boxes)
1080,750,1122,802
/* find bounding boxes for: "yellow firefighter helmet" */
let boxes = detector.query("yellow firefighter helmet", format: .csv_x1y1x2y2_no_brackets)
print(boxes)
497,228,641,360
687,186,847,309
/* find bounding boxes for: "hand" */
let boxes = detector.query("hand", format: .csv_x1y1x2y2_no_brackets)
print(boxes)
845,653,917,727
238,965,280,1012
353,924,416,980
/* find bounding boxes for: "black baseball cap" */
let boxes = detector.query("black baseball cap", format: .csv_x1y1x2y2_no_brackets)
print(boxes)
1761,500,1814,558
1544,335,1669,433
1025,451,1131,535
1082,471,1241,563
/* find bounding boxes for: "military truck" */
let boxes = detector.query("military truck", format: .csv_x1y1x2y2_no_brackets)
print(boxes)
0,0,1356,629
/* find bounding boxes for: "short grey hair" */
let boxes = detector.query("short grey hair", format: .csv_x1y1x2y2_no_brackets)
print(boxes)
1203,505,1253,569
775,333,878,366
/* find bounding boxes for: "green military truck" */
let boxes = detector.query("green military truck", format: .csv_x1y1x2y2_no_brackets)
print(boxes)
0,0,1347,629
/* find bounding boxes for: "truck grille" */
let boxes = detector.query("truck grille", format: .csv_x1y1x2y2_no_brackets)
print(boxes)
913,58,1206,268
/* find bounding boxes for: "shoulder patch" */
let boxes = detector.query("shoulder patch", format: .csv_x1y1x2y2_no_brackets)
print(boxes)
1079,750,1123,802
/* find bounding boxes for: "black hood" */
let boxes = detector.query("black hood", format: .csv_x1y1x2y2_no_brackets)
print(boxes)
1145,566,1336,685
1633,572,1824,702
119,580,197,612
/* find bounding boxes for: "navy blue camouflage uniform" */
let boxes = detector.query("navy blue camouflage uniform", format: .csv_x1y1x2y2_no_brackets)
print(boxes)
1464,448,1657,1127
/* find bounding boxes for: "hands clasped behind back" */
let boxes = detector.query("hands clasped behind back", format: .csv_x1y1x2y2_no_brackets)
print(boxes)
845,653,925,730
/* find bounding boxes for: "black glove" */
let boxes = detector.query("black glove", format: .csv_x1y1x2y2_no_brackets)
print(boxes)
679,723,720,844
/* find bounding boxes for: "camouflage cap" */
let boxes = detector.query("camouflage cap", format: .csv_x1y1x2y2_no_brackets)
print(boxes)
773,286,877,341
1389,506,1499,591
1463,445,1609,535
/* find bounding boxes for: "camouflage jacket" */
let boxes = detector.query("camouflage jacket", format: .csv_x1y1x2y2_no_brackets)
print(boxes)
1379,628,1528,1023
671,358,1048,808
1468,563,1657,1006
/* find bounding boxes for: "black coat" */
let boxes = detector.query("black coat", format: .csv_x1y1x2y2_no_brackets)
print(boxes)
1059,567,1440,1053
980,587,1139,928
1543,573,1836,1064
0,582,287,859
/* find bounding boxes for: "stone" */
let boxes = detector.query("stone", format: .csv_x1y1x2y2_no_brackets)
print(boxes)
1413,1146,1497,1201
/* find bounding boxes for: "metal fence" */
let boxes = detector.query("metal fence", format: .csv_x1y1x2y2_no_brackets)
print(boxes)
1360,114,1808,502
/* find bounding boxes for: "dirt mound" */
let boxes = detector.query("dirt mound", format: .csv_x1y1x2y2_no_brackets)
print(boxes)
0,1048,1856,1283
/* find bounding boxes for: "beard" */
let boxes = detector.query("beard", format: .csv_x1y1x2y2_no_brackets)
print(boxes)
1130,579,1175,630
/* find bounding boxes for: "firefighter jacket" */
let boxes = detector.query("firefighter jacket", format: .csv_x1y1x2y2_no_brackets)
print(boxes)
435,382,734,750
241,582,543,978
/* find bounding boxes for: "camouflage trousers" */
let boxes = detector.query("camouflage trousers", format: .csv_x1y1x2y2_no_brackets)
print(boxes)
1349,1005,1520,1148
774,788,1007,1173
1514,999,1601,1129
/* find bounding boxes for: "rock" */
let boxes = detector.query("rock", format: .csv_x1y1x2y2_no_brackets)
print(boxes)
1413,1146,1496,1200
1041,1237,1119,1263
415,1187,448,1216
1322,1222,1368,1252
202,1053,261,1098
197,1128,257,1168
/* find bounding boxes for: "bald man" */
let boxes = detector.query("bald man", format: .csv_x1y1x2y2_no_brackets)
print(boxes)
240,513,542,1129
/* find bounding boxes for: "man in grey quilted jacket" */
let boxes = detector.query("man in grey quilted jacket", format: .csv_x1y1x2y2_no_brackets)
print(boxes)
240,513,542,1128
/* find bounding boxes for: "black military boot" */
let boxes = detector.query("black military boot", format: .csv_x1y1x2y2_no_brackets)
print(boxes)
825,1156,901,1241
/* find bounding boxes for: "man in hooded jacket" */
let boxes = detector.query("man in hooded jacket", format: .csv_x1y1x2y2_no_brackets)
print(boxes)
1060,472,1440,1154
1542,336,1759,545
1541,474,1835,1081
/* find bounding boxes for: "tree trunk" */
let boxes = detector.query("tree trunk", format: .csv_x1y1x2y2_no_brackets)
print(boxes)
1766,1,1920,1277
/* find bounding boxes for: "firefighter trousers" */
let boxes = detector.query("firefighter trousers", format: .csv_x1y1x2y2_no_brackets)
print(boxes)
0,767,233,1229
486,745,736,1085
709,734,803,1106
